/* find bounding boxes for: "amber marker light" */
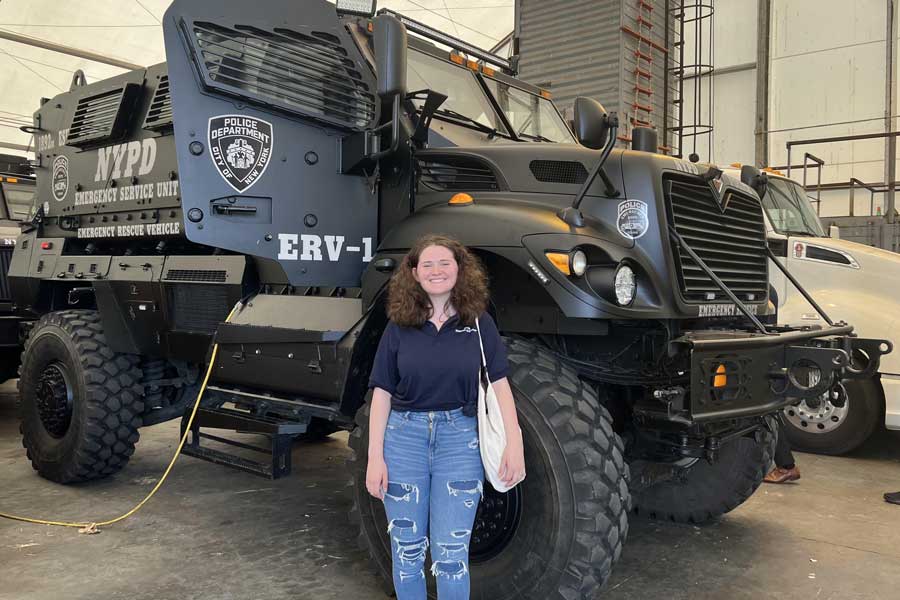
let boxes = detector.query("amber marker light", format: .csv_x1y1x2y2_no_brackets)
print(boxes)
448,193,473,206
482,66,496,76
449,53,464,65
713,364,727,388
540,89,552,99
545,252,571,276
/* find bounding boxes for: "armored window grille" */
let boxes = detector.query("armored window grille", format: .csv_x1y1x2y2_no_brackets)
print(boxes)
67,84,141,147
142,75,173,131
189,22,376,130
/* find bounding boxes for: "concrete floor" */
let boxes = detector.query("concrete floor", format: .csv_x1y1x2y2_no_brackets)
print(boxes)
1,379,899,600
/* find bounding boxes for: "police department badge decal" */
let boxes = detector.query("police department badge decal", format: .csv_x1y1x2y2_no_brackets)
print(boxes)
52,155,69,201
617,199,649,240
208,115,273,193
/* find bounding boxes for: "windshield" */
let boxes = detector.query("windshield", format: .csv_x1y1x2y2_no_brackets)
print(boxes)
0,181,34,222
482,78,575,143
761,177,825,236
406,49,508,135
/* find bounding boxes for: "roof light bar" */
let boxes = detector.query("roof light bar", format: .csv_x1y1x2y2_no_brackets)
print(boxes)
336,0,377,17
377,8,512,72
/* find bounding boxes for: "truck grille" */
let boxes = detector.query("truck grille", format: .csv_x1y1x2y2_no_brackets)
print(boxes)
168,284,230,332
190,22,376,131
0,247,12,301
665,176,768,303
418,157,501,191
530,160,588,184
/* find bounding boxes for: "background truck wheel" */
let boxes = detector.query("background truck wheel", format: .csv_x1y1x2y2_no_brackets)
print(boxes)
17,310,143,483
782,378,883,456
633,417,776,523
348,338,630,599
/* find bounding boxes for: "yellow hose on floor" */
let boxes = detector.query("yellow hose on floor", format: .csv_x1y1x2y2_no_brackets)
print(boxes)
0,303,240,531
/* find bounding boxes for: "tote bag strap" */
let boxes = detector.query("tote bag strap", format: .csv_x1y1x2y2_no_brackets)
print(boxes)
475,315,489,370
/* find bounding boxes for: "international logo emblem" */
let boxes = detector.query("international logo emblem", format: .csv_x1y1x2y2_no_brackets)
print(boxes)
52,155,69,201
208,115,273,193
616,199,649,240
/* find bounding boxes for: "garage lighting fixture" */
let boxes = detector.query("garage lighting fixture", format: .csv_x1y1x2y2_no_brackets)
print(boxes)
335,0,377,17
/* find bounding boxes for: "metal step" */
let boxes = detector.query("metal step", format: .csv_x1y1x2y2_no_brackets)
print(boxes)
180,405,309,479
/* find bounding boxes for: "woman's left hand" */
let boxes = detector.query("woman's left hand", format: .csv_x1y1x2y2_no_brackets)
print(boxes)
498,434,525,487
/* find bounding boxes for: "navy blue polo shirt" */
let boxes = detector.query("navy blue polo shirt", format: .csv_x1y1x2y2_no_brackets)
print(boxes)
368,312,509,416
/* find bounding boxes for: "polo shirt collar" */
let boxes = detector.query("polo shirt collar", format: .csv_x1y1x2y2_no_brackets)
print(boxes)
421,313,461,333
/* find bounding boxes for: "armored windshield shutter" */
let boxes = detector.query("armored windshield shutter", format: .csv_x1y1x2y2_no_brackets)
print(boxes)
184,21,377,131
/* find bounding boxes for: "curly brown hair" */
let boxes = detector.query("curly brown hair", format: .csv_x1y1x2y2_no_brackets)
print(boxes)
387,234,489,328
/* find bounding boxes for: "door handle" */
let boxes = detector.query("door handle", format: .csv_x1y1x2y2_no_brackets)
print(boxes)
212,204,258,215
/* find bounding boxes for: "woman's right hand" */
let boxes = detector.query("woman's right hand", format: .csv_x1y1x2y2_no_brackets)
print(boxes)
366,457,389,500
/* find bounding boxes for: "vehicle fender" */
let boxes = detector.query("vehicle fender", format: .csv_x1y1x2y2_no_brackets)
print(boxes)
376,200,669,321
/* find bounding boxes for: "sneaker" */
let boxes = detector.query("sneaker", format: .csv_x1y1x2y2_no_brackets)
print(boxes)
885,492,900,505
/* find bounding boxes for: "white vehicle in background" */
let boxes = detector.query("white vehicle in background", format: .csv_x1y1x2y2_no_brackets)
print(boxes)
726,166,900,455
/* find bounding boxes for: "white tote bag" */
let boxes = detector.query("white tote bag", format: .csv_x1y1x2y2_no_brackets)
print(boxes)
475,317,520,493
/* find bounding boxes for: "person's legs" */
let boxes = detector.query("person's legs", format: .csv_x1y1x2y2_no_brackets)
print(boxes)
429,410,484,600
773,414,795,469
765,414,801,483
383,411,432,599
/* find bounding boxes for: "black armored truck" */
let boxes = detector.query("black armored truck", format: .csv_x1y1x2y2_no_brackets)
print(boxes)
10,1,890,597
0,160,35,381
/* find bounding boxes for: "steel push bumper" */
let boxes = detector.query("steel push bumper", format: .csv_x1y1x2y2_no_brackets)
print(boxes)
671,325,892,423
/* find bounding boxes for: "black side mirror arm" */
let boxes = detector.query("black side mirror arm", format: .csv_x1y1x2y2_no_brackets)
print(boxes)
370,94,402,160
558,113,620,228
410,90,448,145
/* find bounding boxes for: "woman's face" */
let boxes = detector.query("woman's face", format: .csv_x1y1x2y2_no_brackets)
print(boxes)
413,244,459,297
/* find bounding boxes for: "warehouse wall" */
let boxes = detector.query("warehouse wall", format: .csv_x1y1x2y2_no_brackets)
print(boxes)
767,0,895,217
680,0,758,165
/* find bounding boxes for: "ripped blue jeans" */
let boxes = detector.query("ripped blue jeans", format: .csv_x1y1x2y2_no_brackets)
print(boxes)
382,408,483,600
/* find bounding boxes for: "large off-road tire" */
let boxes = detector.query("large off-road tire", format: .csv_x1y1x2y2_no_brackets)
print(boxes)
783,378,883,456
17,310,143,483
348,338,630,599
634,416,776,523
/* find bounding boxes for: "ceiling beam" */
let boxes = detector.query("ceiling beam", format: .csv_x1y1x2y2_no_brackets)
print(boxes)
0,29,144,71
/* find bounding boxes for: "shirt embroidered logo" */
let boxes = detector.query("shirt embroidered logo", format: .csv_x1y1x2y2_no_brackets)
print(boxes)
455,327,476,333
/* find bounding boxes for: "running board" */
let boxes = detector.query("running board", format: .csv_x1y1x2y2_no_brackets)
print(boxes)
180,405,309,479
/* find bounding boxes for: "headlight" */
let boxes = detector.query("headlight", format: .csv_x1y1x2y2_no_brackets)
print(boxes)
614,264,636,305
570,250,587,276
545,249,588,277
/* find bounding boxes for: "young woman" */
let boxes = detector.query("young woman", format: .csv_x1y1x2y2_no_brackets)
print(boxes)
366,234,525,599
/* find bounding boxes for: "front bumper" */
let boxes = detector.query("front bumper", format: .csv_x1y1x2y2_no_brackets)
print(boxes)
657,325,891,424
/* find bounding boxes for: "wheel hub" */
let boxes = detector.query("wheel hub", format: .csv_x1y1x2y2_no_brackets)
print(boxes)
469,482,522,563
784,394,849,433
36,364,73,438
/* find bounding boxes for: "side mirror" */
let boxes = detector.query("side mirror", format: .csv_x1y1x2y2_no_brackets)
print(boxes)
741,164,769,199
573,97,610,150
373,14,407,99
829,224,840,239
